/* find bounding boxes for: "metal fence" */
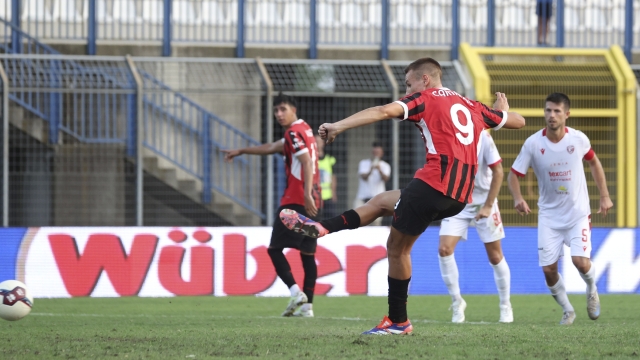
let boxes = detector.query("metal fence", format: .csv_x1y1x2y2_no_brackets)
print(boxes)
0,54,469,227
0,0,637,59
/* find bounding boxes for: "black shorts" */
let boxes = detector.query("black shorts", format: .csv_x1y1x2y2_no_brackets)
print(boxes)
392,179,466,236
270,204,318,253
536,2,553,18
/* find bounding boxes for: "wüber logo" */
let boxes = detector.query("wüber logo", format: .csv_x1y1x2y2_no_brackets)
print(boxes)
555,185,569,195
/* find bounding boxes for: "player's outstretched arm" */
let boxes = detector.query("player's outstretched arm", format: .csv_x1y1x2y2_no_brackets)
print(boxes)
222,140,284,162
492,92,525,129
586,154,613,216
507,171,531,216
319,102,405,144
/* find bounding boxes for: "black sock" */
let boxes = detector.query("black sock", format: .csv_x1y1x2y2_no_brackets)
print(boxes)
320,209,361,233
267,248,296,288
300,253,317,304
388,276,411,323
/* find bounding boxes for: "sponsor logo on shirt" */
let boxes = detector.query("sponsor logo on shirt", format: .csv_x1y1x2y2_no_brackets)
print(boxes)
567,145,575,154
549,170,572,182
555,185,569,195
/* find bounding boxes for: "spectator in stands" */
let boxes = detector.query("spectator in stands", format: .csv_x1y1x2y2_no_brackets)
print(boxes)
536,0,553,45
354,142,391,226
316,135,338,219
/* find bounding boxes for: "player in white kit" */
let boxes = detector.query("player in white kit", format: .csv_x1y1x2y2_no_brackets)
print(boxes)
507,93,613,325
439,130,512,323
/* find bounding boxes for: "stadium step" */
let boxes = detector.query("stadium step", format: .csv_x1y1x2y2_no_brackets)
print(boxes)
142,151,261,226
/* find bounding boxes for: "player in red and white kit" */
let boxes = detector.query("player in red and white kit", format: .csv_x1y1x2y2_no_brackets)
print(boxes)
280,58,525,334
223,93,322,318
508,93,613,325
438,130,512,323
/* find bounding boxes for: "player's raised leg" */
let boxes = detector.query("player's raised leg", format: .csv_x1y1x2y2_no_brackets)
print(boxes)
539,226,576,324
437,233,466,323
280,190,401,238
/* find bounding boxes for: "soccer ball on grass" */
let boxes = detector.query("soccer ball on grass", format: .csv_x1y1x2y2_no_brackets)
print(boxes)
0,280,33,321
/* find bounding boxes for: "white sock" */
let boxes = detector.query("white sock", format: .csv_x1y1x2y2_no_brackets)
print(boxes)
490,258,511,306
439,254,462,303
579,263,597,295
289,284,301,297
547,274,574,313
300,303,312,311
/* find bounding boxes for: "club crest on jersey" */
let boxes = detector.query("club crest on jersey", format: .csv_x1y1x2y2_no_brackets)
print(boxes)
567,145,575,154
540,148,545,155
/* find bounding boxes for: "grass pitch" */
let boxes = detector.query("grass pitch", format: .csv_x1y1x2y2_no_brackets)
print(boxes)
1,295,639,359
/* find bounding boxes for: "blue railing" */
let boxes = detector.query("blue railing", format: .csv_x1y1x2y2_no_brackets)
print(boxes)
140,71,264,218
2,0,638,60
0,17,265,218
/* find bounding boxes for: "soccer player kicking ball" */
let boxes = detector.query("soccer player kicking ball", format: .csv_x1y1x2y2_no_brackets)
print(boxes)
222,93,322,318
507,93,613,325
280,58,525,335
438,130,512,323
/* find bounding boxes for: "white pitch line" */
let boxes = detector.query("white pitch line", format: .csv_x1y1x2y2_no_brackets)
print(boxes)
30,312,496,325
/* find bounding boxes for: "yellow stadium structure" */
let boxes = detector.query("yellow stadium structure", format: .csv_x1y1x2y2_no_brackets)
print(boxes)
460,44,637,228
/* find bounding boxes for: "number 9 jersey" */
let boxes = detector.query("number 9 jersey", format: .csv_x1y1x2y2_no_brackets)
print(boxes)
394,88,507,204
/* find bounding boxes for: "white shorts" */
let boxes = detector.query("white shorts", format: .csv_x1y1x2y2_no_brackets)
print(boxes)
439,200,505,243
538,215,592,267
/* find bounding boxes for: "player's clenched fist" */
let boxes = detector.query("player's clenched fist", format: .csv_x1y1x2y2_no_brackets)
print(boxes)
514,198,531,216
493,92,509,112
318,123,340,144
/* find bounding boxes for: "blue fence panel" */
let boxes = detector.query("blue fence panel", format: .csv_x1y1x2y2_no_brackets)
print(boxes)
244,0,309,44
17,0,88,41
317,0,381,46
172,0,237,43
95,0,164,42
388,0,451,47
1,0,637,54
564,0,625,48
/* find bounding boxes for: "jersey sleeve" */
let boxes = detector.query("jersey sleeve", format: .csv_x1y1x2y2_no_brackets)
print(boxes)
394,92,424,122
285,129,309,157
477,102,508,130
577,130,595,160
482,132,502,167
511,139,532,177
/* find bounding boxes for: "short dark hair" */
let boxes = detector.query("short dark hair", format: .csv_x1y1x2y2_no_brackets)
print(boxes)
372,142,382,148
545,92,570,110
273,92,297,108
404,57,442,81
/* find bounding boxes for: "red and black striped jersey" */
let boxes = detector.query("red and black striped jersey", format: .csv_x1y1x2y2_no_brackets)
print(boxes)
281,119,322,209
394,88,507,203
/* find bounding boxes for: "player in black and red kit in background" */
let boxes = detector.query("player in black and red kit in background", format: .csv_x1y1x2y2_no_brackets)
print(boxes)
281,58,525,334
223,93,322,318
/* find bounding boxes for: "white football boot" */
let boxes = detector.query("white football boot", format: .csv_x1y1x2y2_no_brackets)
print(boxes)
292,307,314,317
499,304,514,323
281,291,308,317
587,292,600,320
450,298,467,323
559,311,576,325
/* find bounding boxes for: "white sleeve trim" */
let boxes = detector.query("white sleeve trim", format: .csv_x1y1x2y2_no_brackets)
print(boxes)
493,110,508,131
293,148,309,157
394,100,408,120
